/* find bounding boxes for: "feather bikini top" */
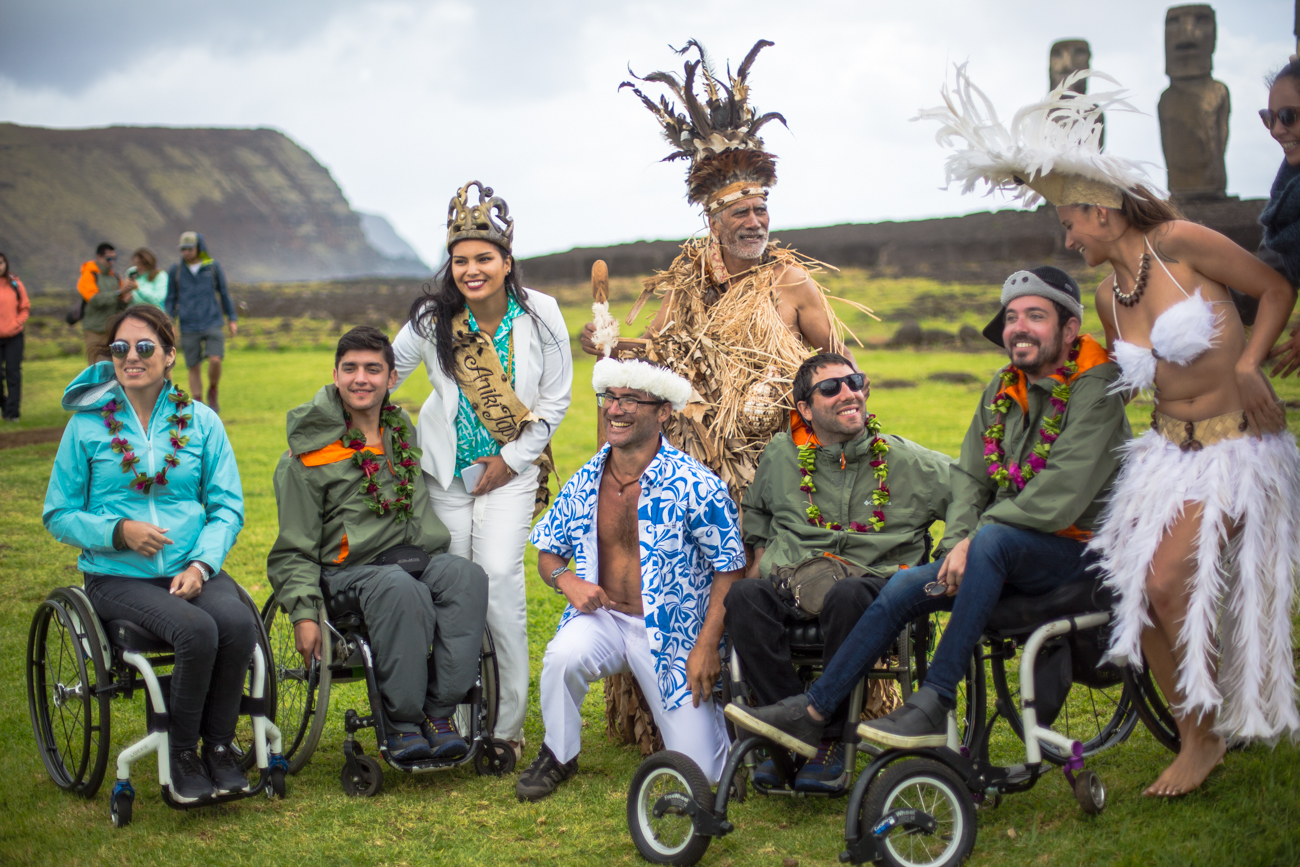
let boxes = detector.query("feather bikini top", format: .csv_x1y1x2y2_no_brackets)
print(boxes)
1110,237,1223,393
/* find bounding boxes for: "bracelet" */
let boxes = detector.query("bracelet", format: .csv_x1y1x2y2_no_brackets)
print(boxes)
548,565,571,594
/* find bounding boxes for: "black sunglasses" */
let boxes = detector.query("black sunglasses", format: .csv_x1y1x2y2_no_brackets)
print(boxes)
1260,107,1300,129
597,391,666,411
811,372,867,399
109,339,159,359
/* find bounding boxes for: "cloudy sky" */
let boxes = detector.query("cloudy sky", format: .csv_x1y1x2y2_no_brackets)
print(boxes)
1,0,1292,264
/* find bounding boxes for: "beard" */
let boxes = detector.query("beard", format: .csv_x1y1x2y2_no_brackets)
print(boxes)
718,224,769,261
1008,329,1065,376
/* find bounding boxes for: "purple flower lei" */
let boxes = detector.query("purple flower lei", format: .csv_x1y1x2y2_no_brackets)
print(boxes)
101,388,192,495
344,404,424,522
981,340,1080,491
797,413,889,533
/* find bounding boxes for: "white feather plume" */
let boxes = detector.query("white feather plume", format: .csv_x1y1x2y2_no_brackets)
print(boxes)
914,63,1157,207
591,301,621,358
592,357,694,411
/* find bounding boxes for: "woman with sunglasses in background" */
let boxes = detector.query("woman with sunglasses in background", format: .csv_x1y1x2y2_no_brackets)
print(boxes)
1259,57,1300,378
42,304,253,804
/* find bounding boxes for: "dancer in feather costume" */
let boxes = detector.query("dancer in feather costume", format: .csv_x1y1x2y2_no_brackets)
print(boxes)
919,64,1300,796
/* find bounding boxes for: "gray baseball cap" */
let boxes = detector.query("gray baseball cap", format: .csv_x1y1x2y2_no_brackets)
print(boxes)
982,266,1085,347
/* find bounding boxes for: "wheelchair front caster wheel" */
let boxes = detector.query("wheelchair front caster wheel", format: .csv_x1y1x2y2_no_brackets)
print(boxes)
110,791,133,828
1073,769,1105,815
628,751,713,866
341,755,383,797
860,759,977,867
474,738,517,777
268,766,287,799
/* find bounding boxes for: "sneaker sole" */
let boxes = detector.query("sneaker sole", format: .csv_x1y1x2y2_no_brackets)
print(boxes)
855,722,947,750
724,704,819,759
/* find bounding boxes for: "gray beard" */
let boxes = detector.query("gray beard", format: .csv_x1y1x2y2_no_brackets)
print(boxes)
721,230,769,261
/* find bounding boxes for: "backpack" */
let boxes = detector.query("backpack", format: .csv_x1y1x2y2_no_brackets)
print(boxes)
65,289,85,325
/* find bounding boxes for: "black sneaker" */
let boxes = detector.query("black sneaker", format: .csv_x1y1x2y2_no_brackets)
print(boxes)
794,740,848,794
856,687,950,749
724,694,824,758
170,749,217,803
421,716,468,760
202,742,251,794
515,744,578,802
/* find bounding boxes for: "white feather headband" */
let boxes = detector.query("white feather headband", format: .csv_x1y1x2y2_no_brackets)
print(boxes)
913,63,1157,208
592,357,693,411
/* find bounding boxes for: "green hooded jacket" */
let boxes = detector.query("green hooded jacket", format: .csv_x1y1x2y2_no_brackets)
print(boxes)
742,430,954,580
267,385,451,623
940,344,1131,551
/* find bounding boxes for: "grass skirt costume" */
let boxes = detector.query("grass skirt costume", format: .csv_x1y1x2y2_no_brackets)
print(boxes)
1089,413,1300,743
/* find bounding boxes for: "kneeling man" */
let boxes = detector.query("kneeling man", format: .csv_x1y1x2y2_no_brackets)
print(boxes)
727,352,952,793
268,326,488,761
517,358,746,801
728,267,1129,752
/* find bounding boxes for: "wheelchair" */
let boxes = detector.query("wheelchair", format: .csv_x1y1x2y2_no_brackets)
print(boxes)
261,582,515,796
26,583,287,828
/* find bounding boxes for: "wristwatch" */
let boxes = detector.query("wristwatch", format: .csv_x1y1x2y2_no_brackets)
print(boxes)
189,560,212,582
548,565,572,595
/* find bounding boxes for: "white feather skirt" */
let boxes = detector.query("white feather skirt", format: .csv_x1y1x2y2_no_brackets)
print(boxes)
1089,428,1300,744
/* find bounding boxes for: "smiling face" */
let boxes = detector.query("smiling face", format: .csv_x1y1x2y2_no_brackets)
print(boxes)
333,348,398,415
711,198,771,262
602,386,670,451
111,316,175,394
1268,77,1300,166
450,240,511,305
1057,204,1116,267
1003,296,1078,376
797,362,869,445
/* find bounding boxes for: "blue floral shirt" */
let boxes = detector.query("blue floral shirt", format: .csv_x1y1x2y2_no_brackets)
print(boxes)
454,294,524,477
530,438,746,711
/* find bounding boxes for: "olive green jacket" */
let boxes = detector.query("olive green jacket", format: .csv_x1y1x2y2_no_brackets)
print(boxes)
742,430,954,580
940,359,1130,552
267,386,451,623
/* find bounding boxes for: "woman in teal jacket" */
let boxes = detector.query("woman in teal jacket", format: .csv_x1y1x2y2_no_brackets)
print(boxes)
42,305,251,804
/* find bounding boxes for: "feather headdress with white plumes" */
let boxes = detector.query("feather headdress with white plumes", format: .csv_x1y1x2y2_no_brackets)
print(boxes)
914,63,1157,208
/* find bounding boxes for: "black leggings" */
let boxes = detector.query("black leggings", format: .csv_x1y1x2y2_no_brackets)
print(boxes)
84,572,257,751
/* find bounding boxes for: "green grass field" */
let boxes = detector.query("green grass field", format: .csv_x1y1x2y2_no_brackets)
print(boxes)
3,285,1299,867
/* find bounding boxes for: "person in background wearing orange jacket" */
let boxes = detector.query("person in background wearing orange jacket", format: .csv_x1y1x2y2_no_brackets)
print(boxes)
77,243,133,364
0,252,30,421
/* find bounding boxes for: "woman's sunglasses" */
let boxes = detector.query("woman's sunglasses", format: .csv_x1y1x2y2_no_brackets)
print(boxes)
811,372,867,398
109,339,160,359
1260,106,1300,129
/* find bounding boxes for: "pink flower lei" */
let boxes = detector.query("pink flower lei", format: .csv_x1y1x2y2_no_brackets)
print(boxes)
982,340,1080,491
344,404,423,522
101,388,192,494
797,413,890,533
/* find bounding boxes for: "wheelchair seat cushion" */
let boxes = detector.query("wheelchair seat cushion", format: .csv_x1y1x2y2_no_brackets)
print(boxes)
984,579,1102,638
786,620,826,653
107,619,172,653
325,586,365,623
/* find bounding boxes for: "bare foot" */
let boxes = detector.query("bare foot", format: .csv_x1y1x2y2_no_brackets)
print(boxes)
1143,731,1227,797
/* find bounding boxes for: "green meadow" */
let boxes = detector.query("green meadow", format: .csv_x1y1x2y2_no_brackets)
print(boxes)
2,277,1299,867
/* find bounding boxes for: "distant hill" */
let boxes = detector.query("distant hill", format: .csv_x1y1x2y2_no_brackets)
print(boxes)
0,122,430,292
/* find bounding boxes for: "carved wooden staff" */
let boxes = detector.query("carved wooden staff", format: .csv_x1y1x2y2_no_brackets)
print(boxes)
592,259,609,450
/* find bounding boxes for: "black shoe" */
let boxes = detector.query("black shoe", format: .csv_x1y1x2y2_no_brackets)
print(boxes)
856,687,950,749
724,694,824,758
421,716,468,760
202,742,251,794
515,744,578,802
170,749,217,803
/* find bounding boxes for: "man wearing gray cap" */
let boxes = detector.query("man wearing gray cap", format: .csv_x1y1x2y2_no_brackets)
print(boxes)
728,266,1132,753
166,231,237,413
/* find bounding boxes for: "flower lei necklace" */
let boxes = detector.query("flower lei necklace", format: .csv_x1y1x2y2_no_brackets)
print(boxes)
344,404,422,521
797,413,891,533
102,388,192,494
982,340,1080,490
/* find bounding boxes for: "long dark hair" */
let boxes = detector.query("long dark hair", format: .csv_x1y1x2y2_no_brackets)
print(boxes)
408,241,554,381
1078,184,1184,234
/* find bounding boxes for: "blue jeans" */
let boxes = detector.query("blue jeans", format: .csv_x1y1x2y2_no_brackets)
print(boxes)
807,524,1090,713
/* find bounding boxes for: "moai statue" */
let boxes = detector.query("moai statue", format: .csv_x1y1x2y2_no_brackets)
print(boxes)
1050,39,1103,147
1159,4,1230,200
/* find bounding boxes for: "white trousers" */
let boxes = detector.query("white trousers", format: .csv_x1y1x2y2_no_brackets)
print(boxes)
539,609,729,783
425,465,538,742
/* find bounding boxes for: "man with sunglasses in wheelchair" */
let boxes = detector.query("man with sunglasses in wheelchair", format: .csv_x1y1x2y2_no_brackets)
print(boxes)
268,326,489,762
729,267,1131,754
724,352,953,795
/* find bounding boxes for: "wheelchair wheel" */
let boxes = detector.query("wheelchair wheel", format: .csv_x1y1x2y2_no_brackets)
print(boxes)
457,628,500,749
1073,768,1106,815
474,738,518,777
989,640,1137,765
27,588,112,797
860,759,977,867
341,754,383,797
261,596,331,773
1124,663,1180,754
627,751,713,866
233,585,276,773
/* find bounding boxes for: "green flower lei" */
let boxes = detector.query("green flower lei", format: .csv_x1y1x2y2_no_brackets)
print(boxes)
344,403,423,521
101,388,192,494
981,340,1080,490
796,413,890,533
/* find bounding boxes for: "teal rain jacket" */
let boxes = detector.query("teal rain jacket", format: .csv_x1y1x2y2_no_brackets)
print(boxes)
43,361,244,578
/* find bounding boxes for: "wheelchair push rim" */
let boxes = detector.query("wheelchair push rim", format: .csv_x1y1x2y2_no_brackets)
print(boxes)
261,595,330,774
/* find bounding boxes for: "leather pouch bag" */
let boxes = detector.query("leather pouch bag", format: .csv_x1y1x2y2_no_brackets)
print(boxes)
770,553,864,618
370,544,430,577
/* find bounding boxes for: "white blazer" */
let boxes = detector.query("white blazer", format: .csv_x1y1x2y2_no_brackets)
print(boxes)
392,288,574,491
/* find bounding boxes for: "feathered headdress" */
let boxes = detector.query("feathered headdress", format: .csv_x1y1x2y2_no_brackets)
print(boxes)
914,64,1157,208
621,39,787,215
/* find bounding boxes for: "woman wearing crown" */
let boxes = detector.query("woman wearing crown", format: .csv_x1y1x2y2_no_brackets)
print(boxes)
919,65,1299,796
392,182,573,759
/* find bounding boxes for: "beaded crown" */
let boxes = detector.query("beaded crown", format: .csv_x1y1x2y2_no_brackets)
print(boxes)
446,180,514,253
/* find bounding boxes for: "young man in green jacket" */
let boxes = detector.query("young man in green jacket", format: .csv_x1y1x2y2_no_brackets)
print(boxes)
268,326,488,761
725,352,952,794
728,266,1131,752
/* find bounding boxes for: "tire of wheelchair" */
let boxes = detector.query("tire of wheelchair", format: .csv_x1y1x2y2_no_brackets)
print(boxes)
858,758,977,867
627,750,713,866
233,584,277,773
1123,664,1180,754
26,587,113,798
